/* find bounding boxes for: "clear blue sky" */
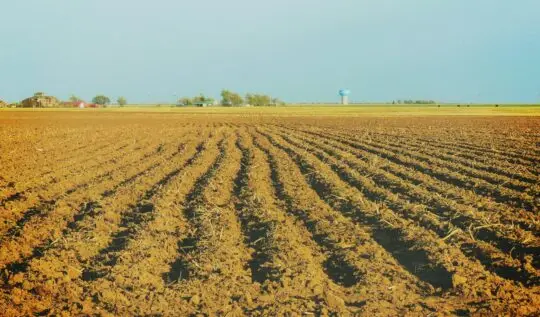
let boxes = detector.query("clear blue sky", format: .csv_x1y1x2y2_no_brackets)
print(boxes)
1,0,539,104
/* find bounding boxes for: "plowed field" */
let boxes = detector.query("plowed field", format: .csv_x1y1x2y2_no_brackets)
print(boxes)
0,111,538,316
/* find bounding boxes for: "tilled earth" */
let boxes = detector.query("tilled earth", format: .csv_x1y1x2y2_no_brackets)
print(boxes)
0,112,538,316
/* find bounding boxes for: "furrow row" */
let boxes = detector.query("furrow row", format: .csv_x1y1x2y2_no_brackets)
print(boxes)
367,131,538,176
237,131,355,315
251,131,453,314
365,131,538,183
0,136,185,270
0,132,123,191
0,139,134,209
269,127,539,285
295,127,537,212
256,129,538,315
82,133,224,315
0,133,210,316
162,133,260,315
0,135,170,238
282,126,540,235
319,127,536,195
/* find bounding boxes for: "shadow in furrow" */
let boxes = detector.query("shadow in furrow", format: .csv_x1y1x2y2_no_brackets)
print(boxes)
2,160,132,240
1,201,101,283
0,192,25,207
1,142,132,206
276,131,539,286
278,131,540,269
166,238,196,283
369,130,538,182
102,143,186,197
164,139,226,284
293,128,535,212
232,139,281,284
3,200,56,239
1,143,189,280
323,255,361,288
83,142,206,281
252,137,362,288
304,131,537,236
82,202,155,281
259,131,453,290
3,160,131,239
460,244,539,287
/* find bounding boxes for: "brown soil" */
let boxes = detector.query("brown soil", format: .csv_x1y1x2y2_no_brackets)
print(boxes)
0,112,538,316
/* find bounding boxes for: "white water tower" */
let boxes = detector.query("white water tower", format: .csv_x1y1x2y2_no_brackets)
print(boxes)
339,89,351,105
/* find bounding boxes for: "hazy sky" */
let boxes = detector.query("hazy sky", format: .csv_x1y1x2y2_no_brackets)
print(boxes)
1,0,539,103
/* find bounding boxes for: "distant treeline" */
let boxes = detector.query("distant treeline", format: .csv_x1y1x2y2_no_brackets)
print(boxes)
393,100,437,104
178,90,284,107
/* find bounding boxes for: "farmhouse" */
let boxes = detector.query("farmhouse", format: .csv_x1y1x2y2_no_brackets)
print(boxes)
20,93,60,108
193,100,213,107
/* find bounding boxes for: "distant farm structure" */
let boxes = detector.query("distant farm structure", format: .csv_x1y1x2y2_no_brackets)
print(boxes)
62,101,100,108
0,100,7,108
339,89,351,105
193,100,214,107
16,94,104,109
20,92,60,108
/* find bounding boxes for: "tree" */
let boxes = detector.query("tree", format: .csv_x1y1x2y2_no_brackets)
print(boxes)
192,94,214,105
245,93,253,105
271,97,285,106
117,97,127,107
92,95,110,106
400,99,436,104
178,97,192,106
220,89,244,106
69,95,82,103
246,93,272,107
193,94,208,103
